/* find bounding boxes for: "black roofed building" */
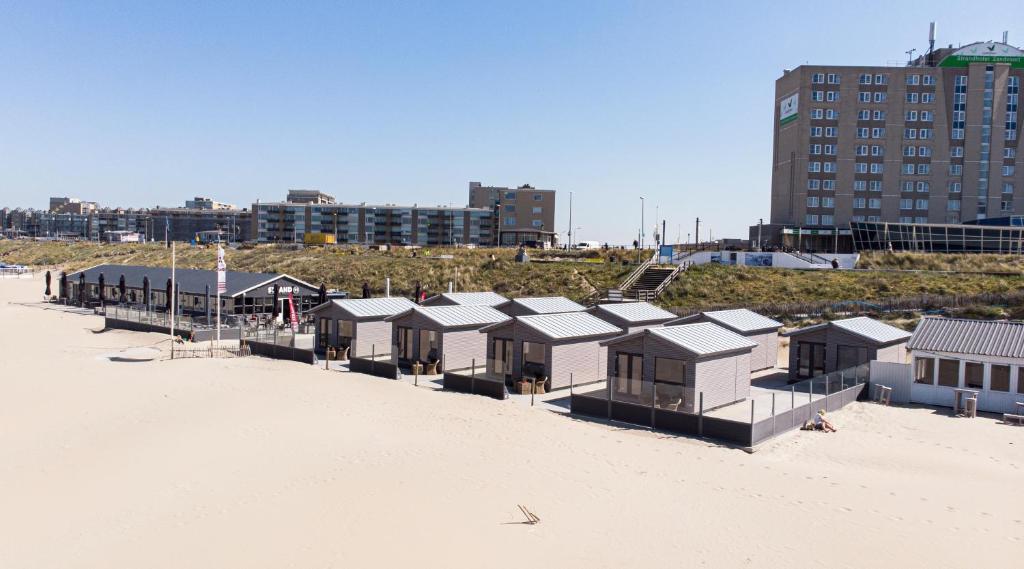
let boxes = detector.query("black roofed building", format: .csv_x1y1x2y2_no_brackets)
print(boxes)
65,263,319,317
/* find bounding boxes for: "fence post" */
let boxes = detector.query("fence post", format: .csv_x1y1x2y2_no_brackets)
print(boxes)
606,375,612,419
531,377,536,407
650,381,656,430
772,393,777,437
750,399,755,424
414,365,419,387
471,358,476,395
698,392,704,436
570,372,574,396
825,375,830,412
371,344,375,374
791,386,796,429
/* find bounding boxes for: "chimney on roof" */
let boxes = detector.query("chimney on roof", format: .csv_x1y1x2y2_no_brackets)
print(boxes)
1004,31,1009,44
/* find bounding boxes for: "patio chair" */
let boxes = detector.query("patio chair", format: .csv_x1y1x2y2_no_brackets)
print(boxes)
411,361,424,375
425,361,440,375
337,346,350,361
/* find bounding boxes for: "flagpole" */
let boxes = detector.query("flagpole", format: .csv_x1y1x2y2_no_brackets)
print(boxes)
170,241,176,359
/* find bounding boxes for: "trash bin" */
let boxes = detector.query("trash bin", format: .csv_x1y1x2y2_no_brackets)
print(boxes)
964,397,978,418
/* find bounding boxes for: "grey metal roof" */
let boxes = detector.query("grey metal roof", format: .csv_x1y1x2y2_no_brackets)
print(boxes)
323,297,417,319
593,301,677,324
65,263,316,298
389,305,510,329
647,323,757,356
909,317,1024,358
508,296,586,314
424,291,508,306
831,317,912,344
516,312,622,340
700,309,783,333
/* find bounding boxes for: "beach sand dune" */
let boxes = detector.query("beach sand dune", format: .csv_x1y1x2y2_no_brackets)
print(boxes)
1,275,1021,568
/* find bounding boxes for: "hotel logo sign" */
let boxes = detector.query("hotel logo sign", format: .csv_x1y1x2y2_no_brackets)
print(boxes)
940,42,1024,68
779,93,799,126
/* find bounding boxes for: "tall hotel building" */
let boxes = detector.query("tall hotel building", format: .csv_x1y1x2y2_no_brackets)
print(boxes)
766,36,1022,251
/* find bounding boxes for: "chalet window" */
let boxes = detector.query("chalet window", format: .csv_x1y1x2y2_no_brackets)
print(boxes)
796,342,826,379
990,364,1010,392
338,320,354,338
615,352,643,397
522,342,547,379
397,326,414,360
419,329,439,363
836,345,868,371
937,359,960,387
913,357,935,384
964,362,984,390
654,358,686,384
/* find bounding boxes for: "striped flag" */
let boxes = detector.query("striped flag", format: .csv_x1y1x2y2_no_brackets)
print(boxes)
216,245,227,294
287,291,299,333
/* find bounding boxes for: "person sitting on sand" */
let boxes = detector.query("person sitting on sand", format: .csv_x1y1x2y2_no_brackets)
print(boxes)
815,409,837,432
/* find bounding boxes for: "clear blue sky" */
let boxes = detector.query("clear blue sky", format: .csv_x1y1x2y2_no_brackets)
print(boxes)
1,1,1021,244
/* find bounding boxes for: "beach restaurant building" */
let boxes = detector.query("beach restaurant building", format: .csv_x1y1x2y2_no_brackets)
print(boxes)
420,291,508,307
590,301,677,334
386,305,509,372
496,296,586,317
600,323,757,413
479,312,621,391
64,263,319,317
784,316,911,381
307,297,416,358
907,317,1024,414
668,309,783,372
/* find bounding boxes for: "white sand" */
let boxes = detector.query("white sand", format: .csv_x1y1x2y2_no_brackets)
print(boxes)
1,274,1022,568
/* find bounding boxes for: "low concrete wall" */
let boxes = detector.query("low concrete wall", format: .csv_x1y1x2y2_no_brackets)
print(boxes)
247,340,316,365
349,357,399,380
442,373,507,400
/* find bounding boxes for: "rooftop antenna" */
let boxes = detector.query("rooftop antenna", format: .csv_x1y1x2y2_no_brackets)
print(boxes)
927,22,936,66
906,48,917,66
1003,31,1009,44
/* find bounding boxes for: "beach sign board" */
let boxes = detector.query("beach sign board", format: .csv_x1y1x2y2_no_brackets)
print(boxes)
779,93,798,126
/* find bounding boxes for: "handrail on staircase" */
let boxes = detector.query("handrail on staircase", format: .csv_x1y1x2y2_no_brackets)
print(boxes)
619,258,654,291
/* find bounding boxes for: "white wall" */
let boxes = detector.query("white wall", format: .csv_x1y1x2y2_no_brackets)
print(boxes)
673,251,859,270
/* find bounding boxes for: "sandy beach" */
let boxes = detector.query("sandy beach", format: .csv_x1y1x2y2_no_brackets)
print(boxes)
1,274,1021,569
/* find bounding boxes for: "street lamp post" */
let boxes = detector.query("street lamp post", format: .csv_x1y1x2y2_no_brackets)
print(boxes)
640,197,645,252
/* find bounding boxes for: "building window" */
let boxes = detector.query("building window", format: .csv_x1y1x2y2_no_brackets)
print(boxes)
990,365,1011,392
871,127,885,138
859,73,872,85
916,199,929,210
827,91,839,102
917,164,930,175
807,179,821,190
868,198,882,209
874,74,888,85
805,214,819,225
822,197,834,208
949,164,962,176
812,91,824,102
807,196,820,207
531,206,543,214
937,359,959,387
869,180,882,191
856,127,869,139
1004,183,1015,194
820,214,834,225
855,162,868,174
858,110,870,120
823,162,837,173
504,191,516,200
902,181,914,192
812,73,825,84
917,181,929,192
964,362,984,390
951,146,964,158
531,220,543,228
922,75,936,86
532,194,544,201
903,146,916,157
827,73,840,84
906,74,920,85
654,357,686,385
811,126,823,137
873,110,886,121
870,163,883,174
856,145,868,156
1006,148,1017,159
812,108,824,119
902,164,915,175
900,198,913,209
921,93,935,103
873,92,886,103
914,357,935,384
1003,165,1016,177
904,128,917,139
853,181,866,191
948,199,961,211
826,109,839,120
822,180,835,190
858,92,871,103
919,146,931,157
808,162,821,172
871,145,884,156
921,110,933,122
906,92,919,104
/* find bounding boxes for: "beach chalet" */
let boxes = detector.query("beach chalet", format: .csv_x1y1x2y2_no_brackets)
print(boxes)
907,317,1024,414
784,316,911,381
307,297,416,358
600,323,757,412
497,296,586,317
64,263,319,317
667,309,783,372
385,305,510,372
420,291,508,307
479,312,621,391
590,301,677,334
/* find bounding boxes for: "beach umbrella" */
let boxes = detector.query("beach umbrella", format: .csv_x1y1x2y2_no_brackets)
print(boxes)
79,273,86,305
142,276,150,309
165,278,173,311
271,284,280,318
97,273,105,305
59,271,67,300
118,274,126,304
318,283,327,305
44,270,52,297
